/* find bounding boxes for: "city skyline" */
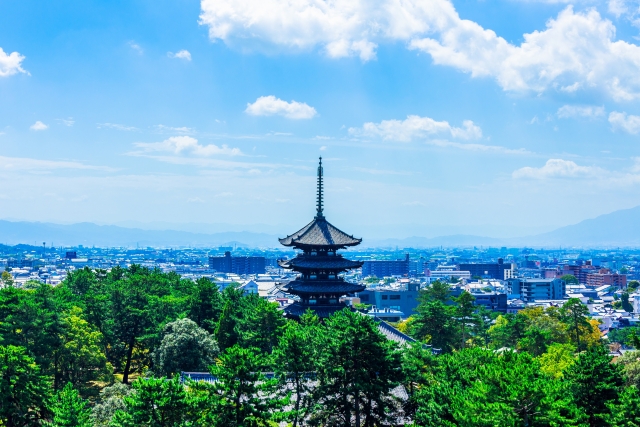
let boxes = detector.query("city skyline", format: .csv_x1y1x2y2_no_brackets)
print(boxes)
2,0,640,238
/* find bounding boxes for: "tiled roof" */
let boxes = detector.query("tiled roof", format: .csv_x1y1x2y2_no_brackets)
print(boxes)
285,280,365,295
279,217,361,248
278,256,363,270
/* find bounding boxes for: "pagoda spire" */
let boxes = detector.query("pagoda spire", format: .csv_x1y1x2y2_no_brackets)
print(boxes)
316,157,324,219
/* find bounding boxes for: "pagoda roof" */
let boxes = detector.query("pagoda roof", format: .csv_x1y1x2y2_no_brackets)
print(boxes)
278,256,363,270
284,280,365,295
279,216,361,248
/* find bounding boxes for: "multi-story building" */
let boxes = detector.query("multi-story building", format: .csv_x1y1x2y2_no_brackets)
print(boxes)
507,278,565,302
208,252,266,275
585,271,626,288
458,258,515,280
362,254,410,278
357,282,420,318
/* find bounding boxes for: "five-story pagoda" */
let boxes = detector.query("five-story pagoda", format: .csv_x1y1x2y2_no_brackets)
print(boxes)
278,158,365,319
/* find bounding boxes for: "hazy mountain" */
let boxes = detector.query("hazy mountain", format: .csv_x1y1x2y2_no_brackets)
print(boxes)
0,221,281,248
2,205,640,248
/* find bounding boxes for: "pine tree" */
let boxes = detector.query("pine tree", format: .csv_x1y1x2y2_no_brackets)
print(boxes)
46,383,91,427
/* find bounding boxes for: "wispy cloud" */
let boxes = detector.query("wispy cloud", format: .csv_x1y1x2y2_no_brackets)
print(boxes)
557,105,605,119
30,121,48,131
128,41,143,55
349,115,482,142
154,124,196,134
353,167,414,175
167,50,192,61
0,156,114,172
425,139,531,155
245,96,317,119
57,118,75,127
97,123,138,131
513,159,606,179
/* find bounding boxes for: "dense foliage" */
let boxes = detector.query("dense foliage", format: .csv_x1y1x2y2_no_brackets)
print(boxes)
1,268,639,426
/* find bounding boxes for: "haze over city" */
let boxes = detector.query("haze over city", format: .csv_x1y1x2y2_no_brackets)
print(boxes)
3,0,640,241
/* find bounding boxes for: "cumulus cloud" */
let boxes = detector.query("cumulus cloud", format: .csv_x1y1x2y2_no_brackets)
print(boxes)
200,0,640,100
557,104,606,119
133,136,242,156
609,111,640,134
513,159,605,179
167,50,192,61
348,115,482,141
30,121,48,131
0,48,27,77
245,96,317,119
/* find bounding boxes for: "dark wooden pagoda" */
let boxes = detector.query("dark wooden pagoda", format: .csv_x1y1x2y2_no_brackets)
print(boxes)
278,157,365,319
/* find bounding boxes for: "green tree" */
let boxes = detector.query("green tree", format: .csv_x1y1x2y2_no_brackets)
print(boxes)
607,385,640,427
410,300,458,352
560,274,579,284
207,345,281,427
312,309,402,427
187,277,222,333
420,280,451,303
91,383,134,427
1,270,14,287
0,345,49,427
629,280,640,292
560,298,590,351
537,343,576,379
46,383,91,427
54,306,112,397
565,344,624,427
453,291,475,349
237,296,286,354
152,318,218,376
111,376,190,427
273,313,318,427
622,292,634,313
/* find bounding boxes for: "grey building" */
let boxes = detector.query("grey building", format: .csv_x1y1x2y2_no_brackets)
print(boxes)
507,278,565,302
471,292,508,312
458,258,513,280
362,254,410,278
208,252,266,275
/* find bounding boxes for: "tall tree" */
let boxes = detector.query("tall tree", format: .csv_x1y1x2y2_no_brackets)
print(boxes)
111,376,190,427
0,345,49,427
565,344,624,427
46,383,91,427
453,291,475,349
560,298,590,351
187,277,222,333
313,309,402,427
273,314,318,427
410,300,458,352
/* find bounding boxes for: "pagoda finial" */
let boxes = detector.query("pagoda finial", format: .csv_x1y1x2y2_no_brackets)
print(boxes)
316,157,324,219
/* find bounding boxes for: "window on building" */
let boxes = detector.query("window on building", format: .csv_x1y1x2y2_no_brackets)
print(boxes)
390,295,401,300
309,299,317,304
382,295,388,300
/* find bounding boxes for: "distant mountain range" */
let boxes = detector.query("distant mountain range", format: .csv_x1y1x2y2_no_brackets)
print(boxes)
2,205,640,248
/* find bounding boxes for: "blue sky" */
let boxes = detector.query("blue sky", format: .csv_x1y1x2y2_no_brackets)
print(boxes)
2,0,640,239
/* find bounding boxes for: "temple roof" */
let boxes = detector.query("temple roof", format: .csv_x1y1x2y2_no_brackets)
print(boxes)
284,302,349,319
278,256,363,270
279,216,361,248
284,280,365,295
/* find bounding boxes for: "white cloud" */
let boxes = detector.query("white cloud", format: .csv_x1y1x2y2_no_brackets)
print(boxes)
245,96,317,119
425,139,531,155
557,104,606,119
411,7,640,101
30,121,48,131
133,136,242,157
129,41,143,54
0,47,27,77
0,156,113,172
349,115,482,141
58,118,75,127
609,111,640,134
201,0,640,100
97,123,138,131
513,159,605,179
167,50,192,61
609,0,628,17
154,124,195,134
